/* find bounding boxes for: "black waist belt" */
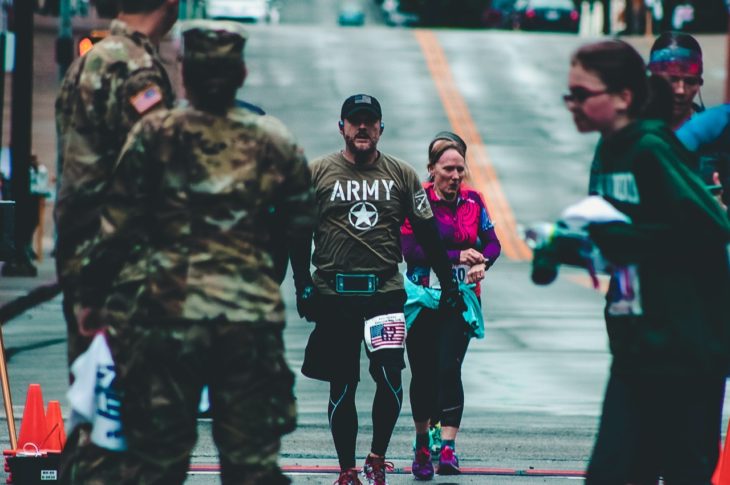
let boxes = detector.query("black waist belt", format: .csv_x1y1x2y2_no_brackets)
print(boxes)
317,267,399,294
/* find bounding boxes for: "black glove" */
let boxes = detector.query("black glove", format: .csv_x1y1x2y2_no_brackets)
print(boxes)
439,285,466,314
296,284,320,322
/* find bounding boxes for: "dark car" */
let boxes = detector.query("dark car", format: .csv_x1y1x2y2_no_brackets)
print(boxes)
512,0,579,32
482,0,517,29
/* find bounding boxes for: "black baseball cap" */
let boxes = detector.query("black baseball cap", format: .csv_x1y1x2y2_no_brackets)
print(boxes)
340,94,382,120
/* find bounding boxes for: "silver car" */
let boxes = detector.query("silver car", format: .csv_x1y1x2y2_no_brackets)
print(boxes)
206,0,271,22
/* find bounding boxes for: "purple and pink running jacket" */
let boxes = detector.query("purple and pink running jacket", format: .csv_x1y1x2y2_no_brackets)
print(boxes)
401,182,501,295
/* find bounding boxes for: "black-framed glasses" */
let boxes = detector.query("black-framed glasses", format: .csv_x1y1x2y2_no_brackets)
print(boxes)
562,88,609,104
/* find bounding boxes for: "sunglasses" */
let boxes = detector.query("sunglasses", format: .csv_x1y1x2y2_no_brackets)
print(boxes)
562,87,609,104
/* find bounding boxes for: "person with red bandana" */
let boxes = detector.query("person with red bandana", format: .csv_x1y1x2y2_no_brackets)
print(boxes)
648,31,704,130
400,131,501,479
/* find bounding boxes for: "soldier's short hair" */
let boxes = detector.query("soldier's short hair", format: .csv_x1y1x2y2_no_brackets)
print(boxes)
119,0,167,14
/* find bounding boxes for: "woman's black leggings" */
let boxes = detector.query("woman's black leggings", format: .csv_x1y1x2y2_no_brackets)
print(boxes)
328,364,403,469
407,307,470,428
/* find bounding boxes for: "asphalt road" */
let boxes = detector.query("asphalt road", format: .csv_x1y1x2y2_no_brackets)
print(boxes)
1,3,729,484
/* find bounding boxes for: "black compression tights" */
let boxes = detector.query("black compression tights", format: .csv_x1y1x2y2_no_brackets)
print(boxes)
328,366,403,469
408,310,470,428
410,360,465,427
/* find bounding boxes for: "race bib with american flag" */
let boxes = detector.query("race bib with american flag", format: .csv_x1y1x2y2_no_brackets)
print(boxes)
364,313,406,352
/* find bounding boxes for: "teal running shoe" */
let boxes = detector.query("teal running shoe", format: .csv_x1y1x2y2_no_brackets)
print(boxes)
429,423,442,456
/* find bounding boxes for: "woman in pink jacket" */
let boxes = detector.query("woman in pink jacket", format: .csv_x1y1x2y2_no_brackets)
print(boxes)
401,131,501,479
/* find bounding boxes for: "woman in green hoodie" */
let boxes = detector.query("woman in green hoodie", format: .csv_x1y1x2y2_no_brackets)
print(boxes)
565,39,730,484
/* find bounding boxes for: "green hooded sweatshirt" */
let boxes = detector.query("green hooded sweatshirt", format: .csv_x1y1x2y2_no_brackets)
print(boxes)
588,119,730,377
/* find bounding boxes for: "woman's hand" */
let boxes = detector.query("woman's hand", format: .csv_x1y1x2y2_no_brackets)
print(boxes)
466,263,486,284
459,248,485,265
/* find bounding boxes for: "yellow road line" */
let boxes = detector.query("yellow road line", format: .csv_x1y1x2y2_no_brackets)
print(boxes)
414,30,532,261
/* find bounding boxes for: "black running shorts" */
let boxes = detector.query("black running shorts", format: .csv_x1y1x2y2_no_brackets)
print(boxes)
302,290,407,382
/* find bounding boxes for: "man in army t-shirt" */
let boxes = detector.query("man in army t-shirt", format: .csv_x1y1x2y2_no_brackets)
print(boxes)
292,94,465,485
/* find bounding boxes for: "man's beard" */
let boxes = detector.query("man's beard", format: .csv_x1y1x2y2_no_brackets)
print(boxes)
346,134,377,164
674,96,691,113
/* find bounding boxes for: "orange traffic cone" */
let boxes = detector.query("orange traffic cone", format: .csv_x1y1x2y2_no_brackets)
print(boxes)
16,384,47,451
43,401,65,452
714,419,730,485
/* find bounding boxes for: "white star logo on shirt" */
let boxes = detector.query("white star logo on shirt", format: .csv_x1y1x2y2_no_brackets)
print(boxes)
348,202,379,230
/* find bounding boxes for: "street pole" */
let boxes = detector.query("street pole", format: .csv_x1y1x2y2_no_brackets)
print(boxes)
58,0,73,81
4,0,34,275
601,0,610,34
56,0,73,202
0,2,7,160
726,9,730,102
645,1,653,37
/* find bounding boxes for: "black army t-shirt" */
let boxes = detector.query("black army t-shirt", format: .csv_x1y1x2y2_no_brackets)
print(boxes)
310,151,433,294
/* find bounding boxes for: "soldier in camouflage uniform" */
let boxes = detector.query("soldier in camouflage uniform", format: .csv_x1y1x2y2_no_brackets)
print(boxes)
72,20,316,484
55,0,178,367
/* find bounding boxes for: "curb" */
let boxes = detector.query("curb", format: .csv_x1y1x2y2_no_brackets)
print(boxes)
0,281,60,325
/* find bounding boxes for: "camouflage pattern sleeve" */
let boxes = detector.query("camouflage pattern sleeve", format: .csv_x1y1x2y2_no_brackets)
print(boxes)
76,113,164,305
54,39,174,288
72,53,163,145
118,68,174,146
279,147,316,243
104,112,164,237
281,148,316,284
259,117,317,282
78,36,173,148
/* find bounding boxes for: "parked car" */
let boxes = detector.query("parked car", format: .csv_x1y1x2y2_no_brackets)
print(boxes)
482,0,516,29
512,0,579,32
338,2,365,26
206,0,271,22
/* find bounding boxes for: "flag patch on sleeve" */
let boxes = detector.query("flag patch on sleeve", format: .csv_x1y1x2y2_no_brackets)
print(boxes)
130,85,163,114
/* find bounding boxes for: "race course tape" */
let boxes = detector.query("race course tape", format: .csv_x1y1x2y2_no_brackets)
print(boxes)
188,463,585,477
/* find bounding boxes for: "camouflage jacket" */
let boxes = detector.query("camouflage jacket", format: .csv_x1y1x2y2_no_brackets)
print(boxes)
54,19,175,286
80,106,316,325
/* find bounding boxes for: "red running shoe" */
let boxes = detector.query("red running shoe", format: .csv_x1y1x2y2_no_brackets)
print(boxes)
334,468,363,485
412,446,435,480
362,454,394,485
437,445,461,475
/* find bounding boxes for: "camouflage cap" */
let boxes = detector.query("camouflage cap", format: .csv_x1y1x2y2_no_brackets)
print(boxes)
181,20,248,62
